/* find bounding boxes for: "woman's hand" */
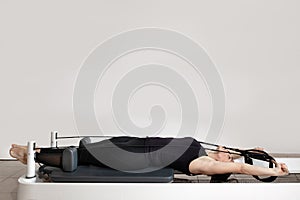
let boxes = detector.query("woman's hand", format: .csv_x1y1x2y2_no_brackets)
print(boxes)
273,163,289,176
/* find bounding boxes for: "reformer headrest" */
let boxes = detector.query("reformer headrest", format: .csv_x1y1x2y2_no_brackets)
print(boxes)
62,146,78,172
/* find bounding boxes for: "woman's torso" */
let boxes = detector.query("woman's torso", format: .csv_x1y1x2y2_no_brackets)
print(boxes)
107,136,207,175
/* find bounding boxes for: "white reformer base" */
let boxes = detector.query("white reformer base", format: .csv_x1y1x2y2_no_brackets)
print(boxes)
17,175,300,200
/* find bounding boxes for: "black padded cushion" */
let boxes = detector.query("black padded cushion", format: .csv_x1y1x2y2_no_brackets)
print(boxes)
62,147,78,172
45,165,174,183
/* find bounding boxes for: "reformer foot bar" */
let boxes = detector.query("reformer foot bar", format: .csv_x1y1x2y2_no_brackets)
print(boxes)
17,132,300,200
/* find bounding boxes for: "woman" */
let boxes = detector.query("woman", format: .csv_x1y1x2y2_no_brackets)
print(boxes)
9,136,289,178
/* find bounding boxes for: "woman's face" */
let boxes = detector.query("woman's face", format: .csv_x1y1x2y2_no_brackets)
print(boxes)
216,146,234,162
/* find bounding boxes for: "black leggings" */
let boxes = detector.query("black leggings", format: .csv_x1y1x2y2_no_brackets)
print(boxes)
35,137,204,174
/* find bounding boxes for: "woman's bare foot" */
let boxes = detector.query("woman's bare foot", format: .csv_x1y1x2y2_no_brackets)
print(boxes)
9,144,28,164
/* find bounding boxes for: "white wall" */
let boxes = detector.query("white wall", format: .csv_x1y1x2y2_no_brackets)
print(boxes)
1,0,299,158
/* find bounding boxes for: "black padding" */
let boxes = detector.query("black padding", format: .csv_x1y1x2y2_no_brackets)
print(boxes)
62,146,78,172
43,165,174,183
210,173,232,183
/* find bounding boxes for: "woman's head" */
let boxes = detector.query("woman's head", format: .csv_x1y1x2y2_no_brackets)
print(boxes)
214,146,234,162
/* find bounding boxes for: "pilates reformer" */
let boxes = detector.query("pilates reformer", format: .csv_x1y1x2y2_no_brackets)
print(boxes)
17,131,300,200
40,132,276,183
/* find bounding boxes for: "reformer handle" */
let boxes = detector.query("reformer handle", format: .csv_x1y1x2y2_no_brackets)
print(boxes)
244,150,277,182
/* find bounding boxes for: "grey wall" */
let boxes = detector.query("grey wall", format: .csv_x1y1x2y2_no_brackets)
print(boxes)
1,0,299,158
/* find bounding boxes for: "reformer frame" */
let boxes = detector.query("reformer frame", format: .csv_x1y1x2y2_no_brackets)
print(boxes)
17,131,300,200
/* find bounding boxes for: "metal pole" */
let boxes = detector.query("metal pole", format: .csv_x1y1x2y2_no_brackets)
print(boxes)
26,141,36,181
50,131,58,148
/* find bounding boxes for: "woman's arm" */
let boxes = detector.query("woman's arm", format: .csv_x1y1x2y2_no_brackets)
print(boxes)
189,156,289,176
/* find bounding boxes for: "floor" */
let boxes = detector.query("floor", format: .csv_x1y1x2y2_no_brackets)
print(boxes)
0,161,26,200
1,161,300,200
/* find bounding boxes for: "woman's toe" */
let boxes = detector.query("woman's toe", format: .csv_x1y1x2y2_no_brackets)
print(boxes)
9,148,20,160
9,148,15,158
